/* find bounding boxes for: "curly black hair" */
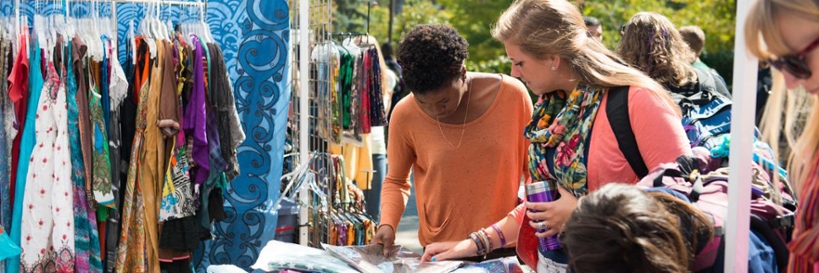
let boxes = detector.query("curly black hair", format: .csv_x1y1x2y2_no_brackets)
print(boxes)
397,24,469,94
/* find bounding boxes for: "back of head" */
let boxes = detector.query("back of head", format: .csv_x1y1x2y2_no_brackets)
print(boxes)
561,184,692,273
617,12,697,88
584,16,600,27
381,42,394,60
679,25,706,57
397,24,469,94
492,0,678,114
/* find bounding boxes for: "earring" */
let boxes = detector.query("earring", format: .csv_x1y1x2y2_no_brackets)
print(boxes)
551,66,556,71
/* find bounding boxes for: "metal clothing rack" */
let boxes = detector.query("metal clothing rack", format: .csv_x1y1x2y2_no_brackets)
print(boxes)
11,0,208,35
290,0,382,248
292,0,335,246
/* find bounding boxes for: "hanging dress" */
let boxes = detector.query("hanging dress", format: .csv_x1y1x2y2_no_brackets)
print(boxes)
76,44,104,273
185,35,209,201
159,38,194,222
8,39,45,273
19,54,75,273
0,32,12,273
89,59,115,208
116,37,151,273
89,55,115,264
7,33,29,237
68,35,102,273
104,35,129,273
0,33,12,233
158,39,199,269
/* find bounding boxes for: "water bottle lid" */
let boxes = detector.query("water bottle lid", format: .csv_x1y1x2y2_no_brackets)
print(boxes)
525,181,548,195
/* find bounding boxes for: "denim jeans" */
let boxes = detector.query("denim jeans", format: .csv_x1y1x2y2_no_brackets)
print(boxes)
364,154,387,221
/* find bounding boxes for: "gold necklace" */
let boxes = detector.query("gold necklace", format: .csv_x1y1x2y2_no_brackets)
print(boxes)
437,78,473,149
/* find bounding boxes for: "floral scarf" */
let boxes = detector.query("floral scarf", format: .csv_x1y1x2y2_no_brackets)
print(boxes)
524,86,604,196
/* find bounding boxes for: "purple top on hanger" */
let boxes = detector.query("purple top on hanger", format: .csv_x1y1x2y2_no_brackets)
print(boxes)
184,35,210,187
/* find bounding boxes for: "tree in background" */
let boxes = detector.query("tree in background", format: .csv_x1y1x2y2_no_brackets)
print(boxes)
343,0,737,85
335,0,369,34
358,0,452,46
580,0,737,84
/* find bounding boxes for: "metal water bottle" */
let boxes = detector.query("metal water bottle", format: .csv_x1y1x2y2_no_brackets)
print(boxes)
525,181,563,251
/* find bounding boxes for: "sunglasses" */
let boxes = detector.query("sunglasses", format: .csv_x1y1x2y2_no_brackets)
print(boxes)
768,36,819,79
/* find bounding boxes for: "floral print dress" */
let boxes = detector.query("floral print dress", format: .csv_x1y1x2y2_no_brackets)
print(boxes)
19,59,75,273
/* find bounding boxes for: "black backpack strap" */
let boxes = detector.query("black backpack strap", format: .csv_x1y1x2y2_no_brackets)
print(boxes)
606,86,649,178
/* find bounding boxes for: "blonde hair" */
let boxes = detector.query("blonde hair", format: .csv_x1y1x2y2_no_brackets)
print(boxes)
746,0,819,193
617,12,698,88
491,0,679,115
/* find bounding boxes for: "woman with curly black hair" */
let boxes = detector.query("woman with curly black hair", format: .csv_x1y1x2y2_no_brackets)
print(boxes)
371,24,534,261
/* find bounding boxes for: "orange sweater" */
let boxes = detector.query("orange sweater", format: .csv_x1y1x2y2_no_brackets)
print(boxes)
380,75,533,246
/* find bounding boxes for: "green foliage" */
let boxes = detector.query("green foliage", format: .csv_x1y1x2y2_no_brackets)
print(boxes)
579,0,737,54
334,0,369,33
435,0,515,64
354,0,452,48
337,0,739,78
356,0,510,66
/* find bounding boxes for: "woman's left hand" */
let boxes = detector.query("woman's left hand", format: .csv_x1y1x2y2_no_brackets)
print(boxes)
421,239,477,262
525,186,577,238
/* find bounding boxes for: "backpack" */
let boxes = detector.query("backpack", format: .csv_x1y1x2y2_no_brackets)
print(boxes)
606,87,796,272
636,154,795,272
664,68,743,151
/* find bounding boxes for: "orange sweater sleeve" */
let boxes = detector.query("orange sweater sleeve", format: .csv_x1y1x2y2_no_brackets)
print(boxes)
517,81,534,184
379,99,415,230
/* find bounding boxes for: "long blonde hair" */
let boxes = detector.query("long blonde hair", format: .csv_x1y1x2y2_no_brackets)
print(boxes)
491,0,679,115
746,0,819,193
618,12,698,88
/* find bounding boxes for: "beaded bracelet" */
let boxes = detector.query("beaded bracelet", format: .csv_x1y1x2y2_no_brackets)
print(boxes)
469,232,486,256
491,224,506,248
478,229,493,255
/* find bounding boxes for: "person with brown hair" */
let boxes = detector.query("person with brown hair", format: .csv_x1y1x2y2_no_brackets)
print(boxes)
618,12,731,100
561,183,713,273
420,0,691,270
745,0,819,271
679,25,712,71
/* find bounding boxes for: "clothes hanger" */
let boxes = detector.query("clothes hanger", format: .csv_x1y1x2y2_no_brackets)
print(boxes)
129,19,136,64
198,0,213,43
164,2,173,39
160,2,169,41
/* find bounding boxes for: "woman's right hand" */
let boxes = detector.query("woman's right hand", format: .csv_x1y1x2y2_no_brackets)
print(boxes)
371,225,396,256
421,239,477,262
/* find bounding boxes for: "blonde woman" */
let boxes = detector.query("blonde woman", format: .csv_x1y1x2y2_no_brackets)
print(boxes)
745,0,819,271
421,0,691,271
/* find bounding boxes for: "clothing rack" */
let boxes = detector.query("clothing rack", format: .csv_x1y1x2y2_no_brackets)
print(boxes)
12,1,207,22
11,0,208,44
110,0,208,25
24,0,205,6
